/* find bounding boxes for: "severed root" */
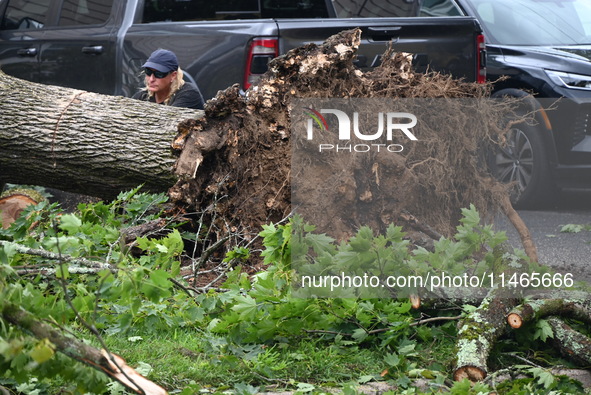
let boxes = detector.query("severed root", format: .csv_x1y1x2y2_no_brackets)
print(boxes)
453,289,519,382
498,194,538,263
507,299,591,329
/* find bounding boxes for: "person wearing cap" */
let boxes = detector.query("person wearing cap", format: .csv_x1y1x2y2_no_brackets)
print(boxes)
133,49,205,110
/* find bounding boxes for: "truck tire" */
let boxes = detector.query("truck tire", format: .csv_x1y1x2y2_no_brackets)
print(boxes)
489,89,557,208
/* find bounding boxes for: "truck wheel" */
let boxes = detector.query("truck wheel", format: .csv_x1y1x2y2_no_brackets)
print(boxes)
489,111,556,208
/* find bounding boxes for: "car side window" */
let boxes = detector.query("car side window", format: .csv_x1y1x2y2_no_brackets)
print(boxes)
333,0,420,18
420,0,462,16
1,0,51,30
141,0,328,23
58,0,113,26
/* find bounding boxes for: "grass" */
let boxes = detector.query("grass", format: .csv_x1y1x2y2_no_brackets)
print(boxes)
103,329,407,393
99,320,463,394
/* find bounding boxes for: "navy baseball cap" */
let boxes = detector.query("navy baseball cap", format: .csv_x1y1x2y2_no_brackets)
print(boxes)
142,49,179,73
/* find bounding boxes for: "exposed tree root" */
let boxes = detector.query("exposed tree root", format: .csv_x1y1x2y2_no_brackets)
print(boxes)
498,192,538,263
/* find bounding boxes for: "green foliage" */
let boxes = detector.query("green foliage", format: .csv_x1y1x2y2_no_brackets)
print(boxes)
0,191,586,394
291,204,519,299
560,223,591,233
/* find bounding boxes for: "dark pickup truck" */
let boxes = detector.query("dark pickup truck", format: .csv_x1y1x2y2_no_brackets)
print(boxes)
0,0,485,100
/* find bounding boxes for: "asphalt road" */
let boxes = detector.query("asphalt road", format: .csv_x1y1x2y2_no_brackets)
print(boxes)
494,188,591,281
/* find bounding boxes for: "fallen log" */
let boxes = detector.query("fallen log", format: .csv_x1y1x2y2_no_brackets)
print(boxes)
0,73,201,199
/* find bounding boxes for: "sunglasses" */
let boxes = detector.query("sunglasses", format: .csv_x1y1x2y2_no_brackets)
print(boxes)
144,68,171,78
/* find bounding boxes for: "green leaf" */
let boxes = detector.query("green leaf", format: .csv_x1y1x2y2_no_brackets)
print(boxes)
351,328,368,343
162,229,184,256
304,233,335,254
458,204,480,228
59,213,82,234
358,375,374,384
135,361,153,376
560,224,585,233
295,382,315,393
231,296,258,320
150,269,171,288
384,353,400,367
530,367,555,389
398,340,416,356
30,338,55,364
534,319,554,342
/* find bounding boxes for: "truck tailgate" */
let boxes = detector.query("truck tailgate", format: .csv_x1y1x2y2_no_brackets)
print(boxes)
276,17,483,82
122,20,278,99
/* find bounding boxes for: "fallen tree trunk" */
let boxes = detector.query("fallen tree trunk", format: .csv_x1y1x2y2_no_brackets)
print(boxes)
0,73,201,199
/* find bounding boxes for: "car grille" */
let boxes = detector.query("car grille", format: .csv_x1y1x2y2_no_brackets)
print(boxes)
572,109,591,147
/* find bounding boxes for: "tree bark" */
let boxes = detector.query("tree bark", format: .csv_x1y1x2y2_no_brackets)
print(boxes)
547,316,591,367
453,289,519,382
0,71,201,199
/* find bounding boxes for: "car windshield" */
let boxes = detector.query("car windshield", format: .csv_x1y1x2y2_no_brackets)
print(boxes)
465,0,591,46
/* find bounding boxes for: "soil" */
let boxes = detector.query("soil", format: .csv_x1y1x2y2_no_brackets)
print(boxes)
167,28,512,271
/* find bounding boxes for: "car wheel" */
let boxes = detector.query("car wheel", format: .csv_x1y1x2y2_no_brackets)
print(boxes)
489,111,556,208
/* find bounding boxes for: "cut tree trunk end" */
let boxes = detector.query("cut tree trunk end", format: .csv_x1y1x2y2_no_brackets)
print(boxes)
0,188,45,229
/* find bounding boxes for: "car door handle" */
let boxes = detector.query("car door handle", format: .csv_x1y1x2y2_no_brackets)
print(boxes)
81,45,103,55
367,26,401,41
16,47,37,56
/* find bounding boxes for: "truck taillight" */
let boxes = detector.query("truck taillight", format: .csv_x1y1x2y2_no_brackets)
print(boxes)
244,38,279,90
476,34,486,84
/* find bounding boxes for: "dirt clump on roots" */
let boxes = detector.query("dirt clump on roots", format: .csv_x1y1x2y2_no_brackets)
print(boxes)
168,28,510,253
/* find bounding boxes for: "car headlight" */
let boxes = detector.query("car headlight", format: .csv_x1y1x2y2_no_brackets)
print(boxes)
545,70,591,90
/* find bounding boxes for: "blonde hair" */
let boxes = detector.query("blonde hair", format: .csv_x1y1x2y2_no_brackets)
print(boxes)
143,67,186,105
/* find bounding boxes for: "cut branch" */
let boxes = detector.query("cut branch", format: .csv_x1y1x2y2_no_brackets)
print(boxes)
453,289,519,382
0,300,167,394
547,316,591,367
0,240,114,271
507,299,591,329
